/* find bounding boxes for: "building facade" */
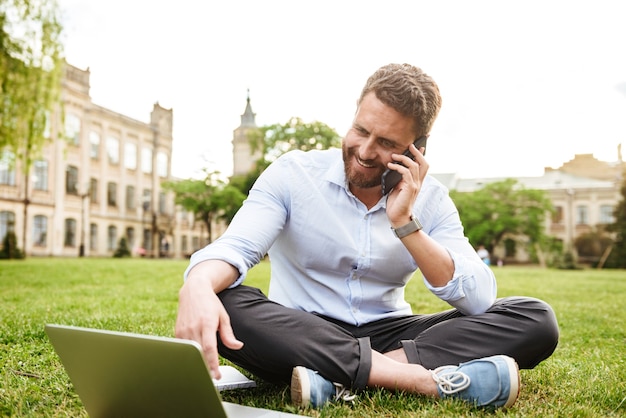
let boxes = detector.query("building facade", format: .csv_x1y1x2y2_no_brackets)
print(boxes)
0,64,205,258
433,153,624,262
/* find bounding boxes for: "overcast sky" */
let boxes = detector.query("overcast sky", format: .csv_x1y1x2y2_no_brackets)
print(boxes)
56,0,626,180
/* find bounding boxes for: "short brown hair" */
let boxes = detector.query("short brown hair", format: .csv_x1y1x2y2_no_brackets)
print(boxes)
358,63,442,138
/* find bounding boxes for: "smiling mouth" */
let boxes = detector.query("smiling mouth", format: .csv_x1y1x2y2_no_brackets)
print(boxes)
356,156,376,169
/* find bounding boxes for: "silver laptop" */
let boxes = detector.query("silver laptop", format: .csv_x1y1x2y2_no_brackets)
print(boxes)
45,324,305,418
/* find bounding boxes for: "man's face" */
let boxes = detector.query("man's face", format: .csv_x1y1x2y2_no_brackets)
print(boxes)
342,92,417,190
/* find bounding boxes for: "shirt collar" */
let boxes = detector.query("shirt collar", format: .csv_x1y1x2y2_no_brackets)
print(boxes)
324,150,348,189
324,150,387,211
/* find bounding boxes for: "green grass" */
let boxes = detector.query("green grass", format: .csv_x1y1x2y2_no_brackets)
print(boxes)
1,259,625,417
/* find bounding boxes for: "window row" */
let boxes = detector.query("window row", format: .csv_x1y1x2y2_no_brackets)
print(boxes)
552,205,615,225
1,210,200,255
0,211,170,252
65,115,169,176
63,172,168,213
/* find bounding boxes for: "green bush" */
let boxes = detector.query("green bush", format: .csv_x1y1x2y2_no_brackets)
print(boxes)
113,237,131,258
0,232,24,259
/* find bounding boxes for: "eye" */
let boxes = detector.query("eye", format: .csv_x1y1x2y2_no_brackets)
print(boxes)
379,138,396,150
354,126,369,136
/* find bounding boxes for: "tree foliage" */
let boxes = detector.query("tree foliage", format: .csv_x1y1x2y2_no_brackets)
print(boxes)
163,171,246,244
249,117,342,172
113,236,131,258
1,0,64,254
1,0,63,154
604,172,626,268
450,179,554,260
0,230,23,259
230,117,341,198
169,119,340,244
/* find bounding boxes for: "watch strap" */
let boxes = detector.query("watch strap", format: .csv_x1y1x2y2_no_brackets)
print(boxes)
392,216,423,238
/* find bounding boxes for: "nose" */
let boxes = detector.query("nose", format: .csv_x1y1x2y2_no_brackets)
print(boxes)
359,137,378,161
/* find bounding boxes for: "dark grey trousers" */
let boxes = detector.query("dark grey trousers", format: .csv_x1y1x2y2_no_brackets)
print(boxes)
217,285,559,389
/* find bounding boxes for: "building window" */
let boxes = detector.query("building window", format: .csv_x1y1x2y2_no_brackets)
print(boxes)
143,227,151,251
141,148,152,173
157,151,168,177
106,136,119,165
107,182,117,207
33,159,48,191
89,178,98,203
126,227,135,247
65,113,81,145
599,205,614,224
126,185,136,209
33,215,47,246
64,218,77,247
192,236,200,252
552,206,563,224
66,165,78,195
576,205,588,225
89,223,98,251
0,211,16,241
142,189,152,211
0,150,16,185
181,235,188,254
107,225,117,251
124,143,137,170
89,131,101,159
159,191,166,214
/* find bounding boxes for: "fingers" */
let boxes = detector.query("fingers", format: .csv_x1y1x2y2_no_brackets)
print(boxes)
200,324,221,379
389,144,428,186
175,280,243,380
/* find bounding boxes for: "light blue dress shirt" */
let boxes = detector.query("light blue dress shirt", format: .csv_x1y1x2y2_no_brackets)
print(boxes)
185,148,497,325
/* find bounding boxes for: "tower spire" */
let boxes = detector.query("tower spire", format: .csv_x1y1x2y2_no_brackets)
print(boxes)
240,89,256,128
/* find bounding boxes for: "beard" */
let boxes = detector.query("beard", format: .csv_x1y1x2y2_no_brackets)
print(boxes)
342,142,385,189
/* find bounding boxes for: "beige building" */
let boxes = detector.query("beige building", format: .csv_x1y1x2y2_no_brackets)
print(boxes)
433,153,624,262
0,64,206,258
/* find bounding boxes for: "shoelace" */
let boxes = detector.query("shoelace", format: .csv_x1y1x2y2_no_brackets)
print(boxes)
431,367,471,395
333,383,356,402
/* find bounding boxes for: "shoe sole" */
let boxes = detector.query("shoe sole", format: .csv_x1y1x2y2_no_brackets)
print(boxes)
502,356,521,408
291,366,311,407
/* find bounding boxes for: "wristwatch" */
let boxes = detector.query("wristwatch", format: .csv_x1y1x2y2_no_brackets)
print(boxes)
392,215,423,238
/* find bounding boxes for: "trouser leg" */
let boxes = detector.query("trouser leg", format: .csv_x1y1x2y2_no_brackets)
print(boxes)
216,285,371,388
218,287,558,389
400,296,559,369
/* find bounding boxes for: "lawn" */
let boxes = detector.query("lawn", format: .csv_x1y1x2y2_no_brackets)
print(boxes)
1,258,624,417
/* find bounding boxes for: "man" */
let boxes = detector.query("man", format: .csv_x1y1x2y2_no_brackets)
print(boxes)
176,63,559,410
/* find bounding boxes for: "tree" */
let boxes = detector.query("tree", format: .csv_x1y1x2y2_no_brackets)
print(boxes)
170,119,340,245
113,236,131,258
233,117,342,196
1,0,64,254
163,171,246,244
0,230,23,259
604,173,626,268
450,179,554,263
249,117,342,172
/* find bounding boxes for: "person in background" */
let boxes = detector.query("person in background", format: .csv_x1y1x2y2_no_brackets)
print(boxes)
477,245,491,265
175,63,559,410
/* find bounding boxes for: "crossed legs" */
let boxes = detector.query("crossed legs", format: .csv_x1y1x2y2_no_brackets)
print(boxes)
217,285,559,393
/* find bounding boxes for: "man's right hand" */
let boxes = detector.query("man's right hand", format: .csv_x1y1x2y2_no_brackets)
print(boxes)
174,261,244,380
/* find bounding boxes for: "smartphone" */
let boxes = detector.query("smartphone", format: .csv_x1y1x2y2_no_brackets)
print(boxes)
381,136,428,195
